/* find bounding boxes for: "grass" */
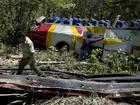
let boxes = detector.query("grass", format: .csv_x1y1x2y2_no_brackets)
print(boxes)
1,44,139,75
0,44,139,105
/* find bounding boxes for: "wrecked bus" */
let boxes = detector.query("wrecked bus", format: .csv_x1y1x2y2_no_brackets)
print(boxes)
28,22,140,57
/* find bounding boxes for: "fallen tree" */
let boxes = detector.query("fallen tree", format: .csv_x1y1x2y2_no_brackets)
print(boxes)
0,73,140,104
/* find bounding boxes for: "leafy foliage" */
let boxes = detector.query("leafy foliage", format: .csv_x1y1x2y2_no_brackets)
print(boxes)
35,47,88,74
87,49,140,75
105,51,140,73
0,0,43,45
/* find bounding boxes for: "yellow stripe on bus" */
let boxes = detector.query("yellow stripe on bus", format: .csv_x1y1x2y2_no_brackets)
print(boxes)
71,26,83,43
46,24,56,48
86,26,106,33
70,26,83,50
104,38,122,45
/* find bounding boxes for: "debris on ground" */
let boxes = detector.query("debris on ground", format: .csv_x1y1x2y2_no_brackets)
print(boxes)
0,54,140,105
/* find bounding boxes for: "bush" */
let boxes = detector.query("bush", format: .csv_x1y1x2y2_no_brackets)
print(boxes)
87,49,140,75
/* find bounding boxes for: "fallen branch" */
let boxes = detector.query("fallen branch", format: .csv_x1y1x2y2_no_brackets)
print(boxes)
0,93,27,98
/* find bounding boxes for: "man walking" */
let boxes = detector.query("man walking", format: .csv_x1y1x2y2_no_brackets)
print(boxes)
16,31,46,77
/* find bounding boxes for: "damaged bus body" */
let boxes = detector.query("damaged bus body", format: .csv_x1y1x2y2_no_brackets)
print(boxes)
28,22,140,57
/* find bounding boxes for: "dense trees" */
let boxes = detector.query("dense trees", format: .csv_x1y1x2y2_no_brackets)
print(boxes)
0,0,45,45
0,0,140,45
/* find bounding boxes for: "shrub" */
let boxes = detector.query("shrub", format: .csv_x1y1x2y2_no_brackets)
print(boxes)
87,49,140,75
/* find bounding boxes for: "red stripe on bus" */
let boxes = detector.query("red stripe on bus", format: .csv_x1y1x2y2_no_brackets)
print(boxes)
30,23,52,46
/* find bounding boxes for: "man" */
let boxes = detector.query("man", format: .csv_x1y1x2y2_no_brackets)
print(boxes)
16,31,46,77
78,34,104,60
78,34,92,60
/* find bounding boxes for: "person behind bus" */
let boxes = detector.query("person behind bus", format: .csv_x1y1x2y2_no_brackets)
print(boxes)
115,20,128,28
90,18,99,26
53,16,61,23
61,17,70,25
130,19,140,28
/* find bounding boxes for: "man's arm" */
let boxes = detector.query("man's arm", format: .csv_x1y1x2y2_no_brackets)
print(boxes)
88,37,104,43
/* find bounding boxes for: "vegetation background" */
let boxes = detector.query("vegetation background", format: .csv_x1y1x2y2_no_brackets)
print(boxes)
0,0,140,104
0,0,140,45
